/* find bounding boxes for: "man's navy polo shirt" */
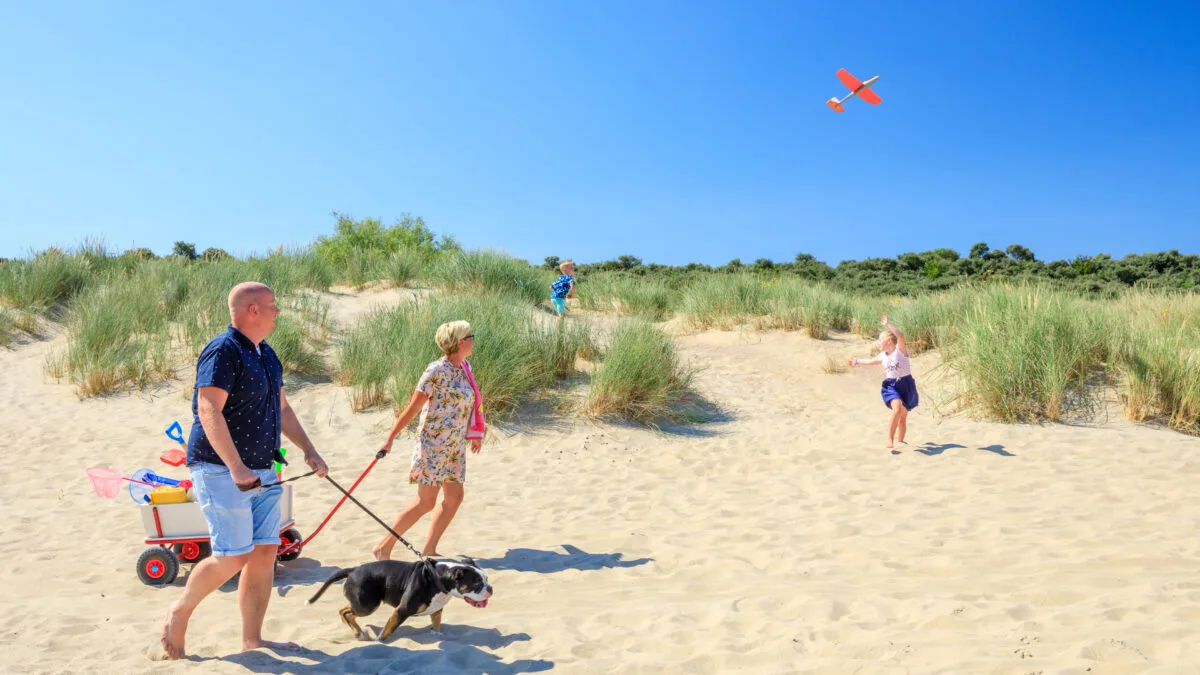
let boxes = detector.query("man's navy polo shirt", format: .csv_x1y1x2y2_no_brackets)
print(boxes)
186,325,284,470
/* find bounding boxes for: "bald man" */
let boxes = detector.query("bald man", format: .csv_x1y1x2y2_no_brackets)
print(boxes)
161,282,328,659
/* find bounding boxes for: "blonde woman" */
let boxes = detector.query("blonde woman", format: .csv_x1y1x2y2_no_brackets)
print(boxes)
848,315,919,452
373,320,485,560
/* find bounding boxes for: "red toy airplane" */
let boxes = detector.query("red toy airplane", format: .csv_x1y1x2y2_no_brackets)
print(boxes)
826,68,881,113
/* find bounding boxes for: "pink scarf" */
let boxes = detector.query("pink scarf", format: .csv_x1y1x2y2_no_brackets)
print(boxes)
462,359,486,440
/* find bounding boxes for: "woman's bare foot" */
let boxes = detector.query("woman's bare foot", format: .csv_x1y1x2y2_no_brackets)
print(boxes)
244,639,301,652
372,545,392,561
160,601,190,660
422,551,442,558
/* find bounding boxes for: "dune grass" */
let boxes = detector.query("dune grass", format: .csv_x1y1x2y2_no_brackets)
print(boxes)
760,282,861,337
1105,292,1200,433
337,291,593,414
576,273,673,320
584,319,694,423
7,239,1200,435
936,285,1107,423
45,278,175,396
821,355,847,374
0,307,19,347
41,253,332,395
429,250,553,305
386,249,426,287
0,247,96,314
677,274,769,329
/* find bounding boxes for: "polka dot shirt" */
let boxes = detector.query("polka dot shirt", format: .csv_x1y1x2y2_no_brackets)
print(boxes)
186,325,284,470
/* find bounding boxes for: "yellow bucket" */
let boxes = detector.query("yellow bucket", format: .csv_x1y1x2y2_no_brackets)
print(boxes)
149,486,189,504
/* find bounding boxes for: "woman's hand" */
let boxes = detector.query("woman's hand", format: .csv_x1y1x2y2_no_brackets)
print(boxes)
378,437,394,456
470,438,482,453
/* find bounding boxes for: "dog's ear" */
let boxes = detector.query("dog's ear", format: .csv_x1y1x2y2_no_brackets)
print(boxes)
460,555,476,567
451,566,467,582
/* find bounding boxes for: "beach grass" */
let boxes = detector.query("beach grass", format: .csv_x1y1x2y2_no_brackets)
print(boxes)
0,307,18,347
584,319,694,423
576,273,673,320
937,285,1106,423
0,247,96,314
677,274,770,329
429,249,553,305
821,354,847,374
1105,292,1200,434
45,278,175,396
386,249,426,288
42,254,333,395
337,291,589,414
6,239,1199,435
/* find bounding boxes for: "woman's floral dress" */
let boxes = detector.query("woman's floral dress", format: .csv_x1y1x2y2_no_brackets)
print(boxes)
409,357,475,486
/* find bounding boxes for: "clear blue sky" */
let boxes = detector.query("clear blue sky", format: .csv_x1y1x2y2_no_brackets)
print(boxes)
2,1,1198,265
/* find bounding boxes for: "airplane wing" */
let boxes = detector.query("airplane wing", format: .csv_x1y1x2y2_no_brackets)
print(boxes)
858,88,882,105
836,68,864,92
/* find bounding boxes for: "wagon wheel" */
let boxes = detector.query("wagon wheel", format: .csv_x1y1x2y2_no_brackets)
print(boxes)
137,547,180,585
277,528,303,562
172,541,212,564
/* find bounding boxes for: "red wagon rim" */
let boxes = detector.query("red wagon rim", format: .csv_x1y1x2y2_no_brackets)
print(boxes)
145,558,167,579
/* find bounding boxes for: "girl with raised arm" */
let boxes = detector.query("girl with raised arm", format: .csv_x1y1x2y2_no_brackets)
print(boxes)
849,315,919,452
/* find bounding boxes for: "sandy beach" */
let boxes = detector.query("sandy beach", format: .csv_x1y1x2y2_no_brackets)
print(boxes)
2,287,1199,674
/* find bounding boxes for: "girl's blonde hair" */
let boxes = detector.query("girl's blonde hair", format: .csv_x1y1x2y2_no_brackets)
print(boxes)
435,320,472,356
878,330,897,346
559,259,575,272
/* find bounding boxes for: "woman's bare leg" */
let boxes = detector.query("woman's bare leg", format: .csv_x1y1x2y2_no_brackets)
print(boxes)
373,484,440,560
422,481,464,557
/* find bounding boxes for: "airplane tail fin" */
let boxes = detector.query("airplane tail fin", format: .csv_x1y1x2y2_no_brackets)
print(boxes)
826,98,844,113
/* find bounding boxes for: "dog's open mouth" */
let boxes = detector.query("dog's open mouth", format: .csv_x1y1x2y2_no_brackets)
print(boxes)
464,596,489,608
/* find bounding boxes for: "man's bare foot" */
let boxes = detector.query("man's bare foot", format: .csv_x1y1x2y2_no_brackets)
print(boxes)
244,639,301,652
160,601,190,660
372,546,392,561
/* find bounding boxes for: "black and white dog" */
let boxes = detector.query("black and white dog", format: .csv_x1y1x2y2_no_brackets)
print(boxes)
307,557,493,642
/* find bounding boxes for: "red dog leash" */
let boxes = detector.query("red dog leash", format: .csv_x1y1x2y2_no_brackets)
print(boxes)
277,450,387,558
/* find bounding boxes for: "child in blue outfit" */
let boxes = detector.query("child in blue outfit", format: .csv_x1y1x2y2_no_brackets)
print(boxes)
550,260,576,315
848,315,919,453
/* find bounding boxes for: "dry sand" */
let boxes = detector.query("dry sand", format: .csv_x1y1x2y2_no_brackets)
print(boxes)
2,287,1199,674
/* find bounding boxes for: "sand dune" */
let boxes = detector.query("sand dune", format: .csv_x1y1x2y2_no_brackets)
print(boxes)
2,288,1199,674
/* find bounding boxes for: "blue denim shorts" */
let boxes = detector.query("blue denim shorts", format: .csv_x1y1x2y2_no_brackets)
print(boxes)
189,463,283,557
551,297,567,314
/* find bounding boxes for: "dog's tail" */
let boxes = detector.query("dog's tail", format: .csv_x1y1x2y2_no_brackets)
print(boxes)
305,568,352,605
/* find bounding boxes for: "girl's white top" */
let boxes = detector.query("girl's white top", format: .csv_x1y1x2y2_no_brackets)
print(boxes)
878,348,912,379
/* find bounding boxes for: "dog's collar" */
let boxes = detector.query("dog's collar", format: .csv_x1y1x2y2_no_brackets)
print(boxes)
423,558,451,595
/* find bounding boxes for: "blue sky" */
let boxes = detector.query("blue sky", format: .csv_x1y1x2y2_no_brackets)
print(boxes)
2,1,1197,265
